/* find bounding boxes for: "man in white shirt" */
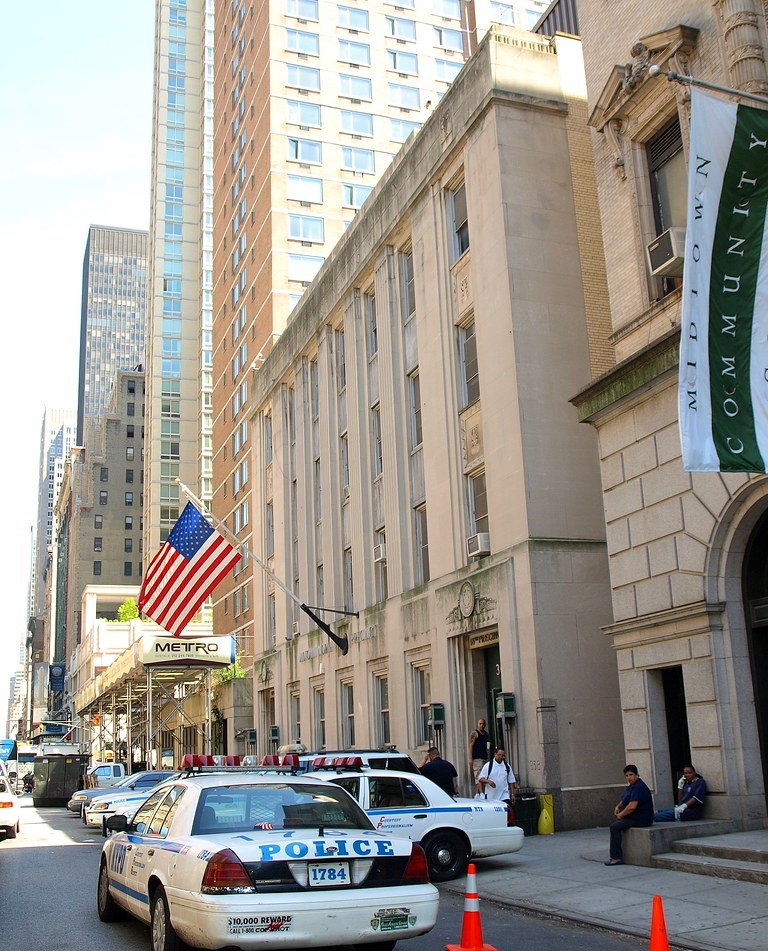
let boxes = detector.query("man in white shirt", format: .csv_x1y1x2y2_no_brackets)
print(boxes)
476,748,516,804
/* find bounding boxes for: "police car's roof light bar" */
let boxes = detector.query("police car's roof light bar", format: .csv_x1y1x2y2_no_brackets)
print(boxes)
310,755,365,772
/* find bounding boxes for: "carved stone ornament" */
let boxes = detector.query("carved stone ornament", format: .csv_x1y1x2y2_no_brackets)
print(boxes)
588,25,700,179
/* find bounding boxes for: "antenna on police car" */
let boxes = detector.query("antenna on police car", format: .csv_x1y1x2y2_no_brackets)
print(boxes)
176,480,355,654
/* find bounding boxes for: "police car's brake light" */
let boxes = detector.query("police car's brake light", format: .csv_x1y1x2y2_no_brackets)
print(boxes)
201,849,255,894
402,844,430,885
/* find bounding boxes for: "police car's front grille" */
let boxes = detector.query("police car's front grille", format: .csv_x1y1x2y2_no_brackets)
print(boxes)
242,856,411,891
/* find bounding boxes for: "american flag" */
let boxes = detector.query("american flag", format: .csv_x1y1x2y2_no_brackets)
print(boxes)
138,502,242,637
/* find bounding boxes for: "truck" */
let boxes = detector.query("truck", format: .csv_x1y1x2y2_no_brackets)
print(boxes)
84,762,127,788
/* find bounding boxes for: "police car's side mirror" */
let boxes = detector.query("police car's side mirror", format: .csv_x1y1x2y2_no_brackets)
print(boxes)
105,814,129,836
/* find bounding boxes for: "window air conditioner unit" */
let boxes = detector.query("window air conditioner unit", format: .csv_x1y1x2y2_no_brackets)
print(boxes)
466,532,491,559
291,620,300,636
646,227,686,278
373,544,387,564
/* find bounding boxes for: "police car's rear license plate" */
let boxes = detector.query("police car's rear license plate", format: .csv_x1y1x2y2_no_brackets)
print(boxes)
308,861,349,885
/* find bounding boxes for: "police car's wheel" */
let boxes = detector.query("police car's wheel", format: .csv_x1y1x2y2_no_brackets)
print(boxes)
422,830,469,882
5,822,16,840
97,859,123,922
151,885,182,951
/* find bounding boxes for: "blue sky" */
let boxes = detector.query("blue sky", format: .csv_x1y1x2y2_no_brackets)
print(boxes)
0,1,154,720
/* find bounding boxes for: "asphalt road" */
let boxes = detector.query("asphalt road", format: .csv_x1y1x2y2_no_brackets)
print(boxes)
0,798,646,951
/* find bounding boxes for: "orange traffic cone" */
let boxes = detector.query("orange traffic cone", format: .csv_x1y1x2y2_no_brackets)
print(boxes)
649,895,669,951
446,863,499,951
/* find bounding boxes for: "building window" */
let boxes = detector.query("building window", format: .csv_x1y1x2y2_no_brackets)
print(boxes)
287,174,323,203
286,0,318,20
373,674,391,746
338,5,368,30
385,15,416,41
94,514,103,529
287,100,321,127
288,137,322,164
408,372,422,449
434,25,463,51
340,109,373,136
449,180,470,258
100,467,109,482
459,320,479,406
412,664,431,746
371,404,383,477
647,118,686,295
127,402,136,417
387,49,418,74
93,561,102,577
388,82,420,110
127,424,135,438
390,118,421,143
338,38,370,66
125,516,133,530
125,538,133,552
339,73,372,100
93,537,102,552
365,290,377,358
341,182,373,209
415,506,430,584
340,680,355,747
126,469,134,484
312,686,326,749
288,253,324,282
99,491,108,505
288,214,324,242
343,548,354,613
434,0,461,18
127,379,136,394
124,562,133,577
125,492,134,506
285,28,319,55
435,58,462,83
468,470,489,535
341,146,374,173
286,64,321,91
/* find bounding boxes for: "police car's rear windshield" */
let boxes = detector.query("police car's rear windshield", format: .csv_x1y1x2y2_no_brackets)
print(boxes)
193,783,374,834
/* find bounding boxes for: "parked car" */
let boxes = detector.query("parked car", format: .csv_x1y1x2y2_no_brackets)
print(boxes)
97,764,438,951
68,771,136,815
307,760,524,881
0,760,21,839
84,770,181,831
69,769,176,817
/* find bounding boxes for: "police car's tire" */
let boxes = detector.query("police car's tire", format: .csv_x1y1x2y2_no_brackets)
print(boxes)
422,830,469,882
5,822,16,840
151,884,183,951
97,858,124,922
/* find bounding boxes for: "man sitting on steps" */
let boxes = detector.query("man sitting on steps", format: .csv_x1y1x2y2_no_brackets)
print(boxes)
654,764,707,822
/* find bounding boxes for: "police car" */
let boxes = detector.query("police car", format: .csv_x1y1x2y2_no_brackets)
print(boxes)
306,759,524,882
97,755,438,951
84,770,181,830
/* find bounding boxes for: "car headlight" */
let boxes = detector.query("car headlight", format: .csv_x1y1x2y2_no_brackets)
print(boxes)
72,794,87,802
92,803,111,812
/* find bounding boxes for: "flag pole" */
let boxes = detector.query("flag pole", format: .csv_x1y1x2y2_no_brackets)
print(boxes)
649,66,768,106
175,480,352,654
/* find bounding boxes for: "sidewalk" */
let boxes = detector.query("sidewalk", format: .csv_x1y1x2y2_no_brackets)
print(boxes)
442,827,768,951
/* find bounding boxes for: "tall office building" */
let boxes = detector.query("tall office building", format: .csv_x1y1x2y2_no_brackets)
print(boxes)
32,408,77,617
143,0,215,576
76,225,149,445
210,0,548,658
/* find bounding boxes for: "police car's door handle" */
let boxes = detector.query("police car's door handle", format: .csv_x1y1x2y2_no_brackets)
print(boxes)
413,814,428,818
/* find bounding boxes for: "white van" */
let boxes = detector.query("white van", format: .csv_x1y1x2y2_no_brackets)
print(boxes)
86,762,127,788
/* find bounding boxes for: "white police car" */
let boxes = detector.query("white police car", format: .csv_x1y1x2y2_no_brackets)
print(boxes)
97,756,438,951
85,771,182,830
0,760,21,840
306,760,524,882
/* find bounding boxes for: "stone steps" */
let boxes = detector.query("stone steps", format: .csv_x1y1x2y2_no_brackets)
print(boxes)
651,832,768,884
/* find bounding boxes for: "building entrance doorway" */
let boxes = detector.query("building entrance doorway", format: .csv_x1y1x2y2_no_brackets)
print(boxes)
743,510,768,811
478,644,502,752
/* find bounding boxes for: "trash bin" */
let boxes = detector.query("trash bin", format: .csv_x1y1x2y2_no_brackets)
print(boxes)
514,795,539,836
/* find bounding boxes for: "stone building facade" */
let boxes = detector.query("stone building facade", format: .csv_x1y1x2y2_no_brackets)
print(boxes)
245,28,624,829
573,0,768,823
